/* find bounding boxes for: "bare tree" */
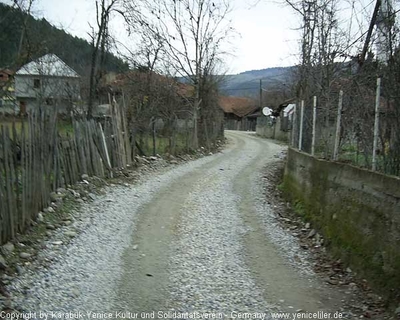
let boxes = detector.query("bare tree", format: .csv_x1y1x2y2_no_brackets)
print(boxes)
12,0,36,61
284,0,349,155
284,0,400,175
87,0,123,118
124,0,233,148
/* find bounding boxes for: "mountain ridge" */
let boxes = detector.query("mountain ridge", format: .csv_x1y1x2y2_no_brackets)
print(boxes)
220,66,295,98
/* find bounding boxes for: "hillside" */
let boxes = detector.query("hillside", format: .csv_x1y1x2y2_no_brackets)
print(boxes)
220,66,295,97
0,3,129,76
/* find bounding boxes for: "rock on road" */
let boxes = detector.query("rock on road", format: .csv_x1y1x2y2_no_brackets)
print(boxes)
11,131,353,318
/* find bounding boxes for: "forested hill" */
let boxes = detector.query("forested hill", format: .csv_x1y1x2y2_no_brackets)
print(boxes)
220,67,295,97
0,3,129,76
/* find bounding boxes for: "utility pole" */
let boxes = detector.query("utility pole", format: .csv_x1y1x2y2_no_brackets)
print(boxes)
259,79,262,110
376,0,393,63
359,0,382,68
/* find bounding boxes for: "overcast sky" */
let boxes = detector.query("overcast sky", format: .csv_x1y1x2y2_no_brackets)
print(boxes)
3,0,367,74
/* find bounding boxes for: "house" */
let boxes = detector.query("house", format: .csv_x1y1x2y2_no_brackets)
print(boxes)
15,54,80,114
219,96,260,131
256,98,296,142
0,69,17,114
0,69,13,83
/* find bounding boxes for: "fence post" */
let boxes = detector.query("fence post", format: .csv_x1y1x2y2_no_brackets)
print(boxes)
372,77,381,171
333,90,343,161
99,123,113,178
152,119,156,156
299,100,304,151
311,96,317,156
291,103,297,147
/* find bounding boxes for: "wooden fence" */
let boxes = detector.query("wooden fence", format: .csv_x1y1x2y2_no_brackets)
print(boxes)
0,101,132,245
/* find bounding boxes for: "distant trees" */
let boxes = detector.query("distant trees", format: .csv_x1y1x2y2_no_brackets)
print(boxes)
0,0,36,68
0,3,128,76
123,0,233,148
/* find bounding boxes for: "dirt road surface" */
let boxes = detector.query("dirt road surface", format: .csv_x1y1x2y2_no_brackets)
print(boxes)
113,131,352,315
12,131,357,319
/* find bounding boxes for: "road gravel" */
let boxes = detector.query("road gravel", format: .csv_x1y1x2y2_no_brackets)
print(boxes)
9,131,357,319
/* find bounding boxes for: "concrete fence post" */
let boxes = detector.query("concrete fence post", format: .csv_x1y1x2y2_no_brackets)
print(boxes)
299,100,304,151
291,103,297,147
333,90,343,161
311,96,317,156
372,77,381,171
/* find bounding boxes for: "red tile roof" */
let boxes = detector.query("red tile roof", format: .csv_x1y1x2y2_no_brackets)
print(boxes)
219,96,258,117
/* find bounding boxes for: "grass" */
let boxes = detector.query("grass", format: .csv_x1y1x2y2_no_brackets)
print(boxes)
137,133,192,156
0,117,191,156
277,182,285,192
339,150,386,171
0,118,74,136
313,142,386,171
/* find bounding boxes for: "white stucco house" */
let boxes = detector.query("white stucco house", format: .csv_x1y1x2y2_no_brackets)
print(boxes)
15,54,80,114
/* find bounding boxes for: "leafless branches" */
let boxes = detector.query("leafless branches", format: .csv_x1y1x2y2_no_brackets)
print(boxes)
87,0,123,118
123,0,233,147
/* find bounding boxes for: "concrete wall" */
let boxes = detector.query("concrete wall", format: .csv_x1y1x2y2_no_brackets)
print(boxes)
256,116,289,142
283,148,400,297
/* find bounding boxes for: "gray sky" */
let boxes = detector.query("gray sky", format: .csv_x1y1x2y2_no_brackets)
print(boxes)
1,0,302,73
0,0,382,73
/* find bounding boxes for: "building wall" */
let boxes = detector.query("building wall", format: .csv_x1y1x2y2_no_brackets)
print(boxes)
256,116,289,142
15,75,80,100
14,75,80,114
225,115,257,131
283,147,400,297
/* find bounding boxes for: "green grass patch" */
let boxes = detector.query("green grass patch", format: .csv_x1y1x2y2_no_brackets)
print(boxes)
137,133,192,156
0,118,74,137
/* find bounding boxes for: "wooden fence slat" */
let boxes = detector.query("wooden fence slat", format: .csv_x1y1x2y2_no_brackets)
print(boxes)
28,112,33,223
0,106,134,245
8,126,18,238
74,121,87,176
20,119,26,231
11,121,21,232
0,127,7,242
3,126,14,239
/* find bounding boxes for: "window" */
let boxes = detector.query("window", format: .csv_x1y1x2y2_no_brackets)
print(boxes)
33,78,40,89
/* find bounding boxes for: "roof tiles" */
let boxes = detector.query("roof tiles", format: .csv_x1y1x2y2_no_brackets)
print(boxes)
16,54,79,78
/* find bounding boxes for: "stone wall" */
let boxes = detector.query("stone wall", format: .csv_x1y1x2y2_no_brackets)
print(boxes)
283,147,400,297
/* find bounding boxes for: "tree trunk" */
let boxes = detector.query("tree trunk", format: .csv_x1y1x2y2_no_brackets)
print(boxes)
192,85,200,150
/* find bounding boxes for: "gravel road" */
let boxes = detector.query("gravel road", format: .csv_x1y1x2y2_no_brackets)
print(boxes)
9,131,356,319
